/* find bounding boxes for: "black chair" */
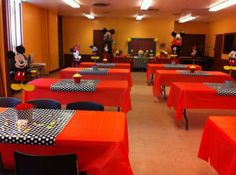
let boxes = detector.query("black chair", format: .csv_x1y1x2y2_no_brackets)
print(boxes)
26,98,61,109
0,97,21,107
14,152,79,175
0,154,15,175
66,101,104,111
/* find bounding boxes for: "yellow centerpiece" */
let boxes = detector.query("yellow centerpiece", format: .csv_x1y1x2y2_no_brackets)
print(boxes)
73,73,82,83
189,65,196,73
103,58,108,63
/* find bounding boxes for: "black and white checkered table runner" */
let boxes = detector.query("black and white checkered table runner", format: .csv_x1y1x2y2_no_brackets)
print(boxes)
0,108,75,146
205,83,236,96
96,63,116,68
79,68,108,75
164,64,188,69
50,79,99,92
177,70,212,76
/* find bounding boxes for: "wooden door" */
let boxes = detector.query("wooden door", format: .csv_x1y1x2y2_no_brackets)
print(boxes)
212,34,227,71
214,34,223,59
93,30,104,57
181,34,206,56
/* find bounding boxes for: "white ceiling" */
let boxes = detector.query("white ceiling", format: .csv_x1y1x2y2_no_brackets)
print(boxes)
24,0,236,22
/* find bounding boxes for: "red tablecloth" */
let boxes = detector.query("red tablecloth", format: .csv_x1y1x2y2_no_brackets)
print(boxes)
60,67,132,89
0,109,133,175
198,116,236,175
24,78,131,113
153,70,231,97
167,82,236,120
146,64,202,84
80,62,131,70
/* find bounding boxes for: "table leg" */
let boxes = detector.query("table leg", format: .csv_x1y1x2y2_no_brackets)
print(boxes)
161,86,167,100
184,109,188,130
150,74,154,85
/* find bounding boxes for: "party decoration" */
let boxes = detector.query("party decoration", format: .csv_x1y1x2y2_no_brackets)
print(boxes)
15,103,34,123
224,50,236,76
90,44,98,55
73,73,82,83
102,28,115,62
70,45,81,67
171,31,184,57
8,45,35,91
191,45,197,64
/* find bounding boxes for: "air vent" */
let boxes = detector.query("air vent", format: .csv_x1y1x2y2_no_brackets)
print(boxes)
147,8,159,12
172,13,181,16
93,3,109,7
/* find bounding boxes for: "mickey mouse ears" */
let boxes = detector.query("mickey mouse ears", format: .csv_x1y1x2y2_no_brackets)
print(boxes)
102,28,115,34
171,31,184,37
16,45,25,54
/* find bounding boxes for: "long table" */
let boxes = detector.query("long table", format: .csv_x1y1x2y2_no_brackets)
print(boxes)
153,70,231,98
0,108,133,175
79,62,131,69
146,64,202,84
167,82,236,129
24,78,131,113
198,116,236,175
60,67,132,89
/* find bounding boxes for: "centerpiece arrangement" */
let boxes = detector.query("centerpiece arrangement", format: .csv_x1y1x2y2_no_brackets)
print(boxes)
223,50,236,88
73,73,82,83
15,103,34,127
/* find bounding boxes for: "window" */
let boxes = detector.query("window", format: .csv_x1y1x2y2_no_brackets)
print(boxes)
7,0,23,51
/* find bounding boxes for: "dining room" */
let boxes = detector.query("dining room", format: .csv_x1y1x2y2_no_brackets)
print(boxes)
0,0,236,175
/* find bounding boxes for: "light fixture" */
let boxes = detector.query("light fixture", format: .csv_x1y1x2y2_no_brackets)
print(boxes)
140,0,152,10
84,14,95,19
209,0,236,12
136,15,144,20
63,0,80,8
178,14,198,23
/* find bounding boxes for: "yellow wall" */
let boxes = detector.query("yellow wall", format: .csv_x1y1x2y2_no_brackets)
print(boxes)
63,17,175,55
207,15,236,59
22,3,59,73
175,22,210,34
174,22,212,56
0,0,7,96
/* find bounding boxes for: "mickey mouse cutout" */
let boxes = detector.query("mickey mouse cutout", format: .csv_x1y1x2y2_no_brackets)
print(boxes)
8,45,35,91
224,50,236,76
102,28,115,55
70,45,81,67
171,31,184,57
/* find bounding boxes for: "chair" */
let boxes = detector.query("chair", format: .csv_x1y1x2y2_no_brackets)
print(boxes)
0,154,15,175
26,98,61,109
0,97,21,107
66,101,104,111
14,152,79,175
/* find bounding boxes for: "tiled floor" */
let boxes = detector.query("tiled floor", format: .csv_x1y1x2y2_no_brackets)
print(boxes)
14,71,236,175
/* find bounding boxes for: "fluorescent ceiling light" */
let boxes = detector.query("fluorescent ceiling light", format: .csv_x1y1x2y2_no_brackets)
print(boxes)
140,0,152,10
209,0,236,12
136,15,144,20
63,0,80,8
178,14,198,23
84,14,95,19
